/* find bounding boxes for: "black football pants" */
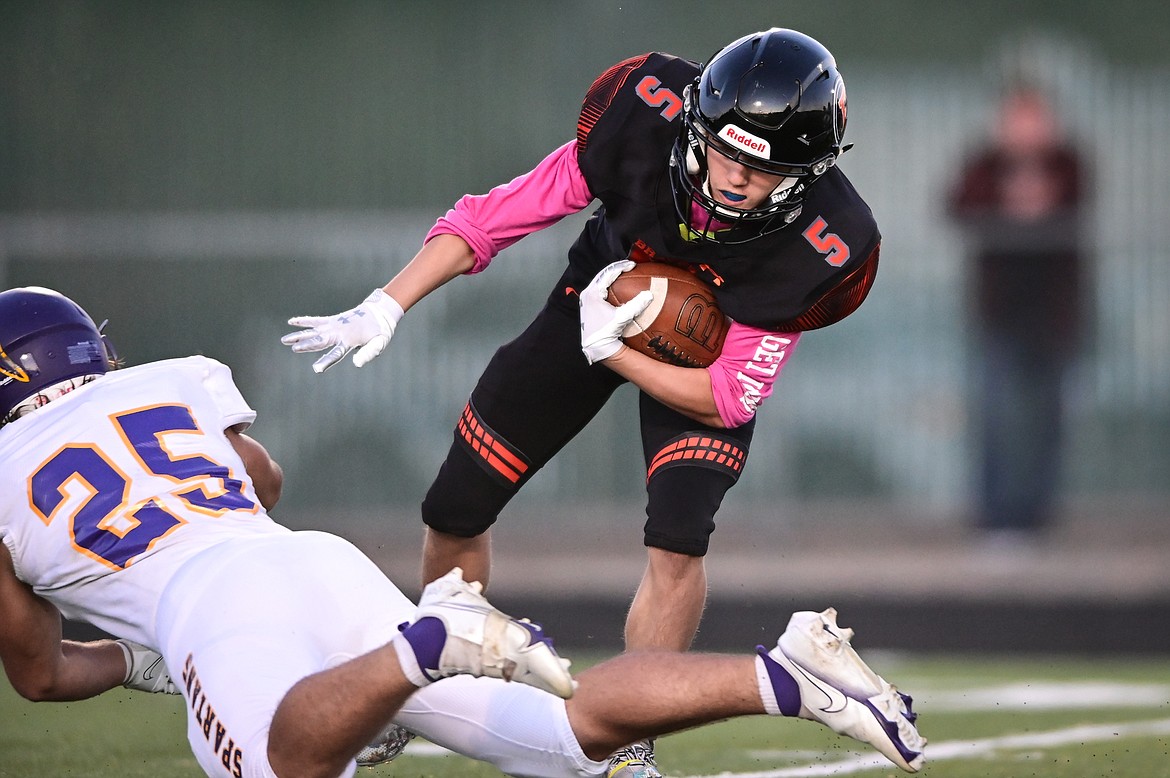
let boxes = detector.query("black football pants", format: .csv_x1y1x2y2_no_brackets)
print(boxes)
420,280,755,557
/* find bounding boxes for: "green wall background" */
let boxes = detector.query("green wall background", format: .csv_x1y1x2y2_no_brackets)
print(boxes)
3,2,1168,515
4,1,1167,211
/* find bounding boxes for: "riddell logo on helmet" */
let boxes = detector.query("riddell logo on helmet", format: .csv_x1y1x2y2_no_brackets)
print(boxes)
719,124,771,157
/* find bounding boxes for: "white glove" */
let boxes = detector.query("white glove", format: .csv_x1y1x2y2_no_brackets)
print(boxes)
579,260,654,365
116,639,179,695
281,288,405,373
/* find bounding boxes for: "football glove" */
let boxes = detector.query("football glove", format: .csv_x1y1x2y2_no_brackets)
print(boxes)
282,288,405,373
116,639,179,695
579,260,653,365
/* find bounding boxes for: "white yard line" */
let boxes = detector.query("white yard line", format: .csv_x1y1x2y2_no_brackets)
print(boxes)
917,681,1170,711
403,716,1170,775
676,718,1170,778
401,682,1170,775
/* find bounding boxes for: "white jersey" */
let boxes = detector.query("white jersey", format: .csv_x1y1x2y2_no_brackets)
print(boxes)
1,356,606,778
0,356,289,645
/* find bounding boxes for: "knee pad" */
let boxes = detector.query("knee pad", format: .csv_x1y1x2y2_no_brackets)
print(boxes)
455,400,533,487
643,432,747,556
421,401,532,538
646,432,747,483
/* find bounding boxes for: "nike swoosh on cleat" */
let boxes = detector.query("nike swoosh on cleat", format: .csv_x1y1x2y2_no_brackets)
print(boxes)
788,659,850,714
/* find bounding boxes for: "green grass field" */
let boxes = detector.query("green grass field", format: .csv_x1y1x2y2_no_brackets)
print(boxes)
2,654,1168,777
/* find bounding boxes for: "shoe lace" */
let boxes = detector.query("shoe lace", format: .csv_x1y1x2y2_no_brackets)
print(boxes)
612,739,657,766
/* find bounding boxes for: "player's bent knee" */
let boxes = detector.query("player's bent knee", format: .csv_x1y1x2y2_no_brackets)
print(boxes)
643,431,747,556
422,401,536,538
421,450,508,537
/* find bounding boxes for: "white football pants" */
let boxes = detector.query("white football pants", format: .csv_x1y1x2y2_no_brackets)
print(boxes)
154,530,605,778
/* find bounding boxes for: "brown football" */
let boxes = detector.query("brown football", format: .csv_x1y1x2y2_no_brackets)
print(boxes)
606,262,729,367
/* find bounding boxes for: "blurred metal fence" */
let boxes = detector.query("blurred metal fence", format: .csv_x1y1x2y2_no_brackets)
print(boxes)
2,45,1167,522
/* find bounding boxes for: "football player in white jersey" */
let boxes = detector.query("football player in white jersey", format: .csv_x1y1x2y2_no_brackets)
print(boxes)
0,286,924,777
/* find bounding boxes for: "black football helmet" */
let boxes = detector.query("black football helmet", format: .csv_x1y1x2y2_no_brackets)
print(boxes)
670,28,849,243
0,287,114,424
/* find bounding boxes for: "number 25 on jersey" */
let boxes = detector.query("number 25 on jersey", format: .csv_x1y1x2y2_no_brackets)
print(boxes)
29,404,257,569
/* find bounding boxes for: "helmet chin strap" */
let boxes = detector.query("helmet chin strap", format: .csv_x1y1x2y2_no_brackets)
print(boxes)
698,171,800,219
692,153,804,218
769,177,800,203
685,133,704,176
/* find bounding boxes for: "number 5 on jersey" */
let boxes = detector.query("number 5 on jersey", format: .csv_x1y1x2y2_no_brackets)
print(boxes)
803,216,851,267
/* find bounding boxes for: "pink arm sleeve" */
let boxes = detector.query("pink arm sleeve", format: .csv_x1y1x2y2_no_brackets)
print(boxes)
424,140,594,274
707,323,802,428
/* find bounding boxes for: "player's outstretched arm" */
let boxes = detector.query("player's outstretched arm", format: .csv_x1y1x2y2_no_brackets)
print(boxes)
282,288,405,373
282,234,476,373
0,544,125,701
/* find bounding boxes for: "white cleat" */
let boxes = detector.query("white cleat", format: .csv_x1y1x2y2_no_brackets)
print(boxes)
412,567,576,699
760,608,926,772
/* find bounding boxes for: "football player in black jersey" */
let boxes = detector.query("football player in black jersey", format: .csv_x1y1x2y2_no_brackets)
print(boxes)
284,29,897,778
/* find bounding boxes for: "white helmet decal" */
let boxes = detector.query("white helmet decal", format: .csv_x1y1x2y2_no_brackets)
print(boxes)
718,123,771,158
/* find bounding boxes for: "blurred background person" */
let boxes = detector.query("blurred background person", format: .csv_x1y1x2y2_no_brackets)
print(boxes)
947,81,1092,543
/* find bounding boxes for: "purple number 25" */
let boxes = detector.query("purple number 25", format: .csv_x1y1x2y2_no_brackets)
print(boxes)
29,404,256,569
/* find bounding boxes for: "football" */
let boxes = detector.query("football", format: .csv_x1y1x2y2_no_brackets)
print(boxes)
606,262,729,367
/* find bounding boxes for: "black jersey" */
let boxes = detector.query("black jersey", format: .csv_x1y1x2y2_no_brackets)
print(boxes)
570,53,881,332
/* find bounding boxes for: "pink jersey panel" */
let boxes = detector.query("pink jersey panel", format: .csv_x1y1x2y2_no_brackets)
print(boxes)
425,141,594,274
708,324,801,427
